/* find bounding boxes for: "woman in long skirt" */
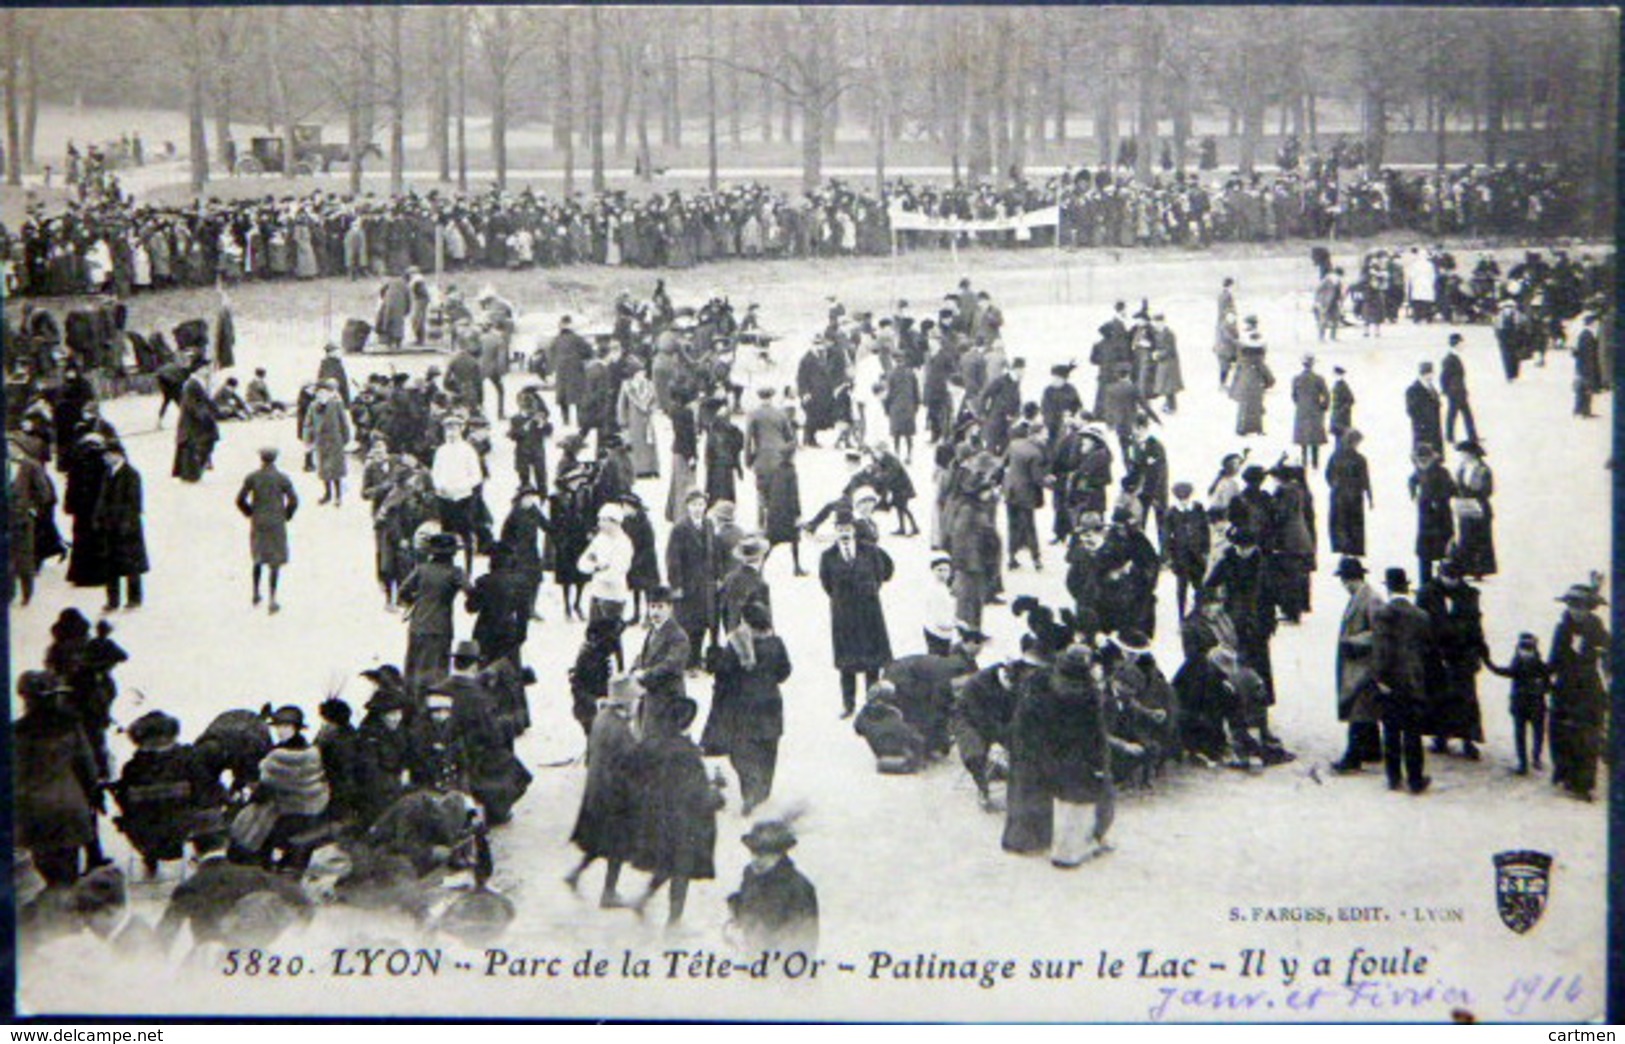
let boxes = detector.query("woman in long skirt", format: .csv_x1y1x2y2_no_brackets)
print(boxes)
664,398,699,524
1451,441,1497,579
617,363,660,479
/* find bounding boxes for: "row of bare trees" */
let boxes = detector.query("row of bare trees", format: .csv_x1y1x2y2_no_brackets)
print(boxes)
1,7,1616,225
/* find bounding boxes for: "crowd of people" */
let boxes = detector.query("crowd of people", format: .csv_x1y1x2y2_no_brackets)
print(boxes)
8,242,1610,963
2,161,1584,300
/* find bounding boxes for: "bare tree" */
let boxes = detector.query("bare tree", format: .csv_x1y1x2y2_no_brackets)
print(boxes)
4,10,20,186
473,7,546,191
388,5,405,194
558,8,576,197
588,6,605,192
207,11,250,169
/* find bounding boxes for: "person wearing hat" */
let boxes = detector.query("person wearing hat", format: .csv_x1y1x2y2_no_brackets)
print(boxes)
1417,558,1489,761
632,585,692,736
1229,320,1273,438
1313,265,1344,343
15,671,102,885
316,339,351,406
1164,481,1210,619
1573,312,1602,417
235,446,299,614
746,382,796,528
1324,429,1372,557
1329,558,1384,774
1484,633,1552,777
1290,354,1331,469
666,488,719,666
700,600,793,815
726,816,819,952
112,710,216,879
1404,360,1444,455
565,675,641,908
300,378,351,508
430,415,484,573
879,625,985,764
624,696,726,926
820,509,896,718
1006,645,1120,867
355,675,413,826
1371,567,1433,794
1040,364,1083,451
1002,419,1048,573
578,502,634,642
171,350,221,484
508,385,554,496
1439,332,1478,444
976,352,1023,456
228,706,331,868
1448,440,1497,579
1493,296,1525,383
375,269,412,351
93,439,149,612
1546,582,1608,801
1203,522,1282,746
719,532,772,634
881,355,922,464
1326,366,1355,445
7,426,61,607
1408,443,1454,584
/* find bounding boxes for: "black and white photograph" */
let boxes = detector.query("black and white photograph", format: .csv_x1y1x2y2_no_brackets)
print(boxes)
2,4,1615,1023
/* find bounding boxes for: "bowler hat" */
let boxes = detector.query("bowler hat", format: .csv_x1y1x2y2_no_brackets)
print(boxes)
1383,568,1411,593
735,534,769,562
268,705,306,729
1334,557,1367,581
426,532,461,555
647,585,674,605
128,710,182,746
17,670,71,700
741,819,798,855
452,639,482,662
1113,630,1152,656
1455,440,1485,457
956,625,991,645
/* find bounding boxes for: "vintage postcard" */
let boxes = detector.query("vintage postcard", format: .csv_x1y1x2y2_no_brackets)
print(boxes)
3,4,1614,1023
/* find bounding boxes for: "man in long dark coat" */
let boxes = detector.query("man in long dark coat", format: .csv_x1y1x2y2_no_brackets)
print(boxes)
1404,361,1443,454
665,489,717,666
549,316,591,427
819,510,894,718
173,359,220,482
796,341,840,447
235,447,299,613
1439,333,1477,444
977,358,1024,455
1371,568,1432,795
94,442,148,611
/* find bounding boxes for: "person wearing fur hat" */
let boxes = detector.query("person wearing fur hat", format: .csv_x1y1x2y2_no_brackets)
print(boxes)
1371,568,1433,794
113,711,219,879
727,817,819,953
1230,322,1273,438
625,696,726,926
578,503,634,642
565,676,641,908
853,680,927,774
229,706,331,869
1546,583,1608,801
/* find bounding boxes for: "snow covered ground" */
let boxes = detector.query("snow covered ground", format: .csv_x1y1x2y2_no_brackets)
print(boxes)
13,242,1611,1021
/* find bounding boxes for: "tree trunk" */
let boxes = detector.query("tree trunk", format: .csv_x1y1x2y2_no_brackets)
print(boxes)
21,18,38,170
456,8,468,192
1483,34,1505,166
186,12,209,194
705,6,718,191
1238,34,1263,176
760,74,773,143
560,12,575,196
4,11,20,187
1054,33,1068,144
388,5,405,195
1364,85,1387,175
782,92,793,143
1307,91,1318,146
347,9,366,195
1010,33,1028,182
615,34,632,154
1172,72,1192,172
589,6,605,192
211,20,236,170
1093,33,1117,168
492,71,508,190
662,33,680,148
802,94,824,194
265,11,295,175
435,8,451,183
1133,11,1157,182
992,16,1011,182
360,7,376,144
728,10,741,146
635,48,652,181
